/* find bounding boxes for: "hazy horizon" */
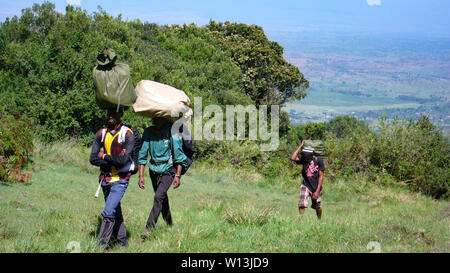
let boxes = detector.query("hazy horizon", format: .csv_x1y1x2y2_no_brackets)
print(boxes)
1,0,450,39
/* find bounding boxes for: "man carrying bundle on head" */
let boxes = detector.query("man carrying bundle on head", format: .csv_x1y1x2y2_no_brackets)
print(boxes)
137,117,189,240
290,140,325,219
131,79,194,239
89,107,135,248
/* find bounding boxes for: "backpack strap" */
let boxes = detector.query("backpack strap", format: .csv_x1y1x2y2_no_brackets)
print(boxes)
100,128,107,143
168,129,174,165
101,126,132,144
118,125,129,144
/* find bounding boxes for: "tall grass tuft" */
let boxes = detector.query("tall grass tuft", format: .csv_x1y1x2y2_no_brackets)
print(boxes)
224,202,275,226
34,139,97,174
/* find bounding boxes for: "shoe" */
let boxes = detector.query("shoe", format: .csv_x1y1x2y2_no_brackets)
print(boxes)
116,240,128,248
115,237,128,247
140,231,151,241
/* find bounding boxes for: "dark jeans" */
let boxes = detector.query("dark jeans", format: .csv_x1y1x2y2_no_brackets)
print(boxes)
98,180,129,246
146,167,176,229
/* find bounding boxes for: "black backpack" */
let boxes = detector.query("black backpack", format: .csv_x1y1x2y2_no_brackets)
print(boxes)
124,124,142,175
170,123,195,175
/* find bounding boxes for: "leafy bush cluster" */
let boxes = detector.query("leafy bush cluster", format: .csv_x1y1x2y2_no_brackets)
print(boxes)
0,108,33,183
324,116,449,199
194,116,367,181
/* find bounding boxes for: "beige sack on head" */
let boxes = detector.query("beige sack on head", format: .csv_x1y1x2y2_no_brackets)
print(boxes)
133,80,193,121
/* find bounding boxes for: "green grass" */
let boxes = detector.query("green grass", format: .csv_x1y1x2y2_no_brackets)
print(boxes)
0,144,448,252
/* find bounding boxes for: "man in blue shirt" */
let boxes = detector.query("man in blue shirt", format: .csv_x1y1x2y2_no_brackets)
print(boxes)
137,117,188,239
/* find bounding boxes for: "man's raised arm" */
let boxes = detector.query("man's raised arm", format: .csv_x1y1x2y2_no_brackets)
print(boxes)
290,139,306,162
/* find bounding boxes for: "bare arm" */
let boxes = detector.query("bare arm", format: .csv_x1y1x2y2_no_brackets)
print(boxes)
290,139,306,162
172,164,182,189
137,128,150,190
317,170,324,191
313,170,324,200
138,164,146,190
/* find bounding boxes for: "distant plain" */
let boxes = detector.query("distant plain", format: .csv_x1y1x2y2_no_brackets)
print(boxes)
269,30,450,130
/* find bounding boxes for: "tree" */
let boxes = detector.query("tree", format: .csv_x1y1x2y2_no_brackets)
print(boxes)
207,21,309,106
324,115,369,138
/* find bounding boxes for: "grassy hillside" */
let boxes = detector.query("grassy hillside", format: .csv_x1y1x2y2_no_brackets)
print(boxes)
0,143,448,253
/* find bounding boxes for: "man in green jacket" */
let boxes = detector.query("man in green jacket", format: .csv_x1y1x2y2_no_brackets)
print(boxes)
138,117,188,239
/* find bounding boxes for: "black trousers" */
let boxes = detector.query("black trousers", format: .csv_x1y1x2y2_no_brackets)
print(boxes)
146,167,176,229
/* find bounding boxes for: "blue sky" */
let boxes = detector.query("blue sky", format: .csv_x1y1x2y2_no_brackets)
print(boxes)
1,0,450,37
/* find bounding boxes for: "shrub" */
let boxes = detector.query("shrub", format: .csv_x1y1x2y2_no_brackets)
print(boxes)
0,108,34,183
325,115,449,199
324,115,370,138
300,122,325,140
373,116,449,199
324,125,376,178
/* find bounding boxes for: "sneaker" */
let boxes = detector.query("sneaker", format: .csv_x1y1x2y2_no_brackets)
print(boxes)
116,239,128,248
140,231,151,241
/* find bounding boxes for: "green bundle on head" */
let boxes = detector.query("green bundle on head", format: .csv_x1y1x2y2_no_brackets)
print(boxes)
92,47,136,110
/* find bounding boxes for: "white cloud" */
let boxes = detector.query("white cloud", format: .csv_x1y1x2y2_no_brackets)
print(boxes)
366,0,381,6
67,0,81,6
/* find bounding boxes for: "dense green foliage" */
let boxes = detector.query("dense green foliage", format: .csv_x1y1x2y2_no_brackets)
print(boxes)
207,21,309,106
324,116,449,199
0,107,33,183
0,2,301,143
324,115,370,138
